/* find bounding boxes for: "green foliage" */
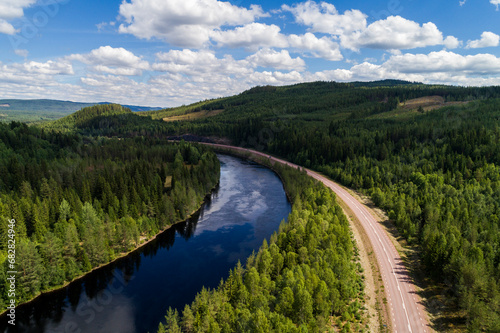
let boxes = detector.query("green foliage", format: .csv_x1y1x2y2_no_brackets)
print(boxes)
0,99,161,123
159,165,363,332
262,99,500,330
133,81,500,331
0,122,220,309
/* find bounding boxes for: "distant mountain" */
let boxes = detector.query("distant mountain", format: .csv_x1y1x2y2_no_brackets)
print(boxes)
0,99,162,123
0,99,162,113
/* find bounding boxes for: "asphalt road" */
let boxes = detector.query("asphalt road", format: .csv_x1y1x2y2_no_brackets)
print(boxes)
205,143,430,332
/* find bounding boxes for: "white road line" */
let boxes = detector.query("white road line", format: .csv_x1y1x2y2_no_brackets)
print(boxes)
207,145,426,332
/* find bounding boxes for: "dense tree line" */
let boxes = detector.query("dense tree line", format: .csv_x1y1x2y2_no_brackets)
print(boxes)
158,162,365,333
40,81,500,330
0,121,219,310
264,100,500,330
42,81,500,140
142,82,499,331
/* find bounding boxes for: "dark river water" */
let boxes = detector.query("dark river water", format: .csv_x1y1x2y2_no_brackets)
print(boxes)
1,154,291,333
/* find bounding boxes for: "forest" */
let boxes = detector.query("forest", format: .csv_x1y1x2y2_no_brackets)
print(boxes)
158,162,365,332
7,80,500,331
265,98,500,331
123,81,499,331
0,118,220,310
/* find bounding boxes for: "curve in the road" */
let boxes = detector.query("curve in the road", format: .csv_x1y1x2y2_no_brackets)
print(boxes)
205,143,431,333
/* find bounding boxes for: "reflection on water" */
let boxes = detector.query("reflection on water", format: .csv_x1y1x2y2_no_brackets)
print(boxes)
1,154,291,333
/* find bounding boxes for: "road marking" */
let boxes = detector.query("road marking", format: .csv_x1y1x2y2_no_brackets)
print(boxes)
206,145,425,332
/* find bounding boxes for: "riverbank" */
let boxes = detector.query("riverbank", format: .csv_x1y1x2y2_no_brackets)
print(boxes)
201,143,432,333
1,180,220,317
204,144,381,331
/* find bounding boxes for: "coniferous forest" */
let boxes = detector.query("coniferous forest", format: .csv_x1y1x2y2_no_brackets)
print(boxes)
136,81,500,331
0,119,220,310
2,81,500,332
157,163,365,332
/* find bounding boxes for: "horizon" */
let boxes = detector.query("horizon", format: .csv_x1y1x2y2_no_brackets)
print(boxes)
0,0,499,107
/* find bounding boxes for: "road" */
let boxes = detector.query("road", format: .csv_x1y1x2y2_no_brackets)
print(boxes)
204,143,430,333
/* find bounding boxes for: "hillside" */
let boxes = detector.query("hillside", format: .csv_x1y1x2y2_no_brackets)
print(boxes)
79,80,499,332
8,80,500,331
42,103,134,132
0,99,162,123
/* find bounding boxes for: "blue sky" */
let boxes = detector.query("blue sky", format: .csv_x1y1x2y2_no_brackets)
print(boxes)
0,0,499,107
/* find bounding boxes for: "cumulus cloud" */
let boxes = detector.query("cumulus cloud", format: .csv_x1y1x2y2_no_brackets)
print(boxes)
301,51,500,87
246,49,306,71
383,51,500,74
283,2,458,52
68,46,149,76
491,0,500,10
211,24,342,61
0,59,76,101
118,0,266,48
16,60,74,75
210,23,288,49
341,16,457,51
444,36,462,49
288,33,343,61
0,0,37,35
154,48,305,73
153,49,252,76
282,1,366,35
466,31,500,48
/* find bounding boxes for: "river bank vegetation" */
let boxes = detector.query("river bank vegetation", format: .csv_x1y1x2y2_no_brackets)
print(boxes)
158,162,366,332
0,119,219,311
9,80,500,330
132,81,500,331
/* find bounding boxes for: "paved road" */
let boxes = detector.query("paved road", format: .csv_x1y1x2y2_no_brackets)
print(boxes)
205,143,430,332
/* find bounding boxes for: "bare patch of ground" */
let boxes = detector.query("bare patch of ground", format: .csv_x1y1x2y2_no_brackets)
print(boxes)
163,109,223,122
402,96,469,112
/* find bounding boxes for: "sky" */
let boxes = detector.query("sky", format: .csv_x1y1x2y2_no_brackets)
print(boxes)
0,0,499,107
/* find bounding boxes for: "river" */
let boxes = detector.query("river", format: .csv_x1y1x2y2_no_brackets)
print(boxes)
1,154,291,333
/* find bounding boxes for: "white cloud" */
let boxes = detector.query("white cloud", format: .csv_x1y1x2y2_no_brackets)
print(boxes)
288,33,343,61
383,51,500,74
0,19,16,35
466,31,500,48
341,16,456,51
17,60,74,75
4,48,500,108
306,69,353,81
14,49,29,58
118,0,266,48
248,71,303,85
444,36,461,49
69,46,149,76
153,49,252,76
210,24,342,61
491,0,500,10
282,1,366,35
0,59,77,102
283,2,457,52
247,49,306,71
210,23,288,49
0,0,37,35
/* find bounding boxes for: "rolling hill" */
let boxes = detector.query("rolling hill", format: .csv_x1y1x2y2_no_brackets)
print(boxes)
0,98,162,123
